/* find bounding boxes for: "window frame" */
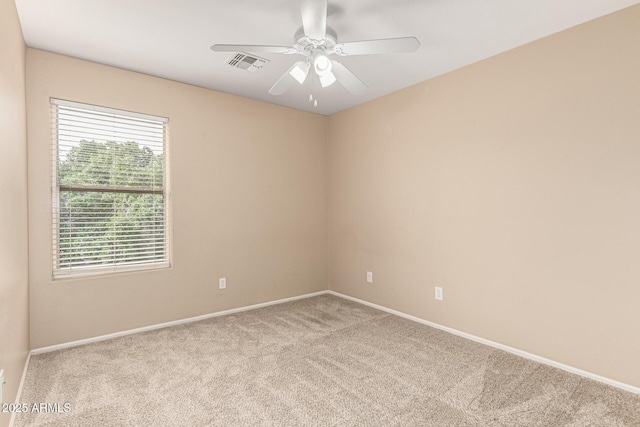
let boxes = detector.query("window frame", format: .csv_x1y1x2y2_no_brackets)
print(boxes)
51,98,172,279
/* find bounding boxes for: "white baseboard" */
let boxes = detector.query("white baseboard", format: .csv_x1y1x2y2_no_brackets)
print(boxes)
327,290,640,395
30,290,329,355
9,351,31,427
27,288,639,395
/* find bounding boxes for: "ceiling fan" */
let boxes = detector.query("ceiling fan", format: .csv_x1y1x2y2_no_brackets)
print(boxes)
210,0,420,101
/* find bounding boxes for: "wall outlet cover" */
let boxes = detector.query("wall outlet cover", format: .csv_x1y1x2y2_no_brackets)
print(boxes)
219,277,227,289
435,287,443,301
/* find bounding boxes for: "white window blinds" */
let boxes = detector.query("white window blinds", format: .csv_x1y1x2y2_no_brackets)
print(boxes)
51,99,170,278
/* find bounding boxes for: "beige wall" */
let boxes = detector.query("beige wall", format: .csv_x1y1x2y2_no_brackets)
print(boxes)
0,0,29,425
27,50,327,349
328,5,640,388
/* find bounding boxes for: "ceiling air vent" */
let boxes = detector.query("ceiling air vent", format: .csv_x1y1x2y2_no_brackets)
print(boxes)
227,53,269,72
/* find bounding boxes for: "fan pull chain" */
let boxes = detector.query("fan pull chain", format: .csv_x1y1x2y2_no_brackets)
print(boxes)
308,70,319,108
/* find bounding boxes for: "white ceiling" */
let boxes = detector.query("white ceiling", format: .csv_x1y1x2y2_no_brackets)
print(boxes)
15,0,640,115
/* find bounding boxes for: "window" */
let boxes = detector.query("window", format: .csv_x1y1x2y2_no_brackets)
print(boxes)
52,99,170,278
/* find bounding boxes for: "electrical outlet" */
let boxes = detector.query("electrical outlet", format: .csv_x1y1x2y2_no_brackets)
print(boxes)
219,277,226,290
0,369,4,403
366,271,373,283
435,287,443,301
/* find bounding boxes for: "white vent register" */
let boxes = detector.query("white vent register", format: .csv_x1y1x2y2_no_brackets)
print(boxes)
227,53,269,72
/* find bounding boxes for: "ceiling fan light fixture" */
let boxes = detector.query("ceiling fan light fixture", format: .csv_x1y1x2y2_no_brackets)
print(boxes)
313,55,332,76
319,71,336,88
289,62,310,84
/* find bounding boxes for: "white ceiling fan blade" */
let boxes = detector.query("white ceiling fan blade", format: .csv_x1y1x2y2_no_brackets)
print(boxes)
269,73,294,96
211,44,295,54
334,37,420,56
331,61,367,95
300,0,327,40
269,62,308,95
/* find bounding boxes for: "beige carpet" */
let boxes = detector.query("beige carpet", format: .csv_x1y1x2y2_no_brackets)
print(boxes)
15,294,640,426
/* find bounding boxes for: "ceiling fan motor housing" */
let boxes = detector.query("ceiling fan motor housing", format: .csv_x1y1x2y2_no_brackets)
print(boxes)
294,26,337,52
